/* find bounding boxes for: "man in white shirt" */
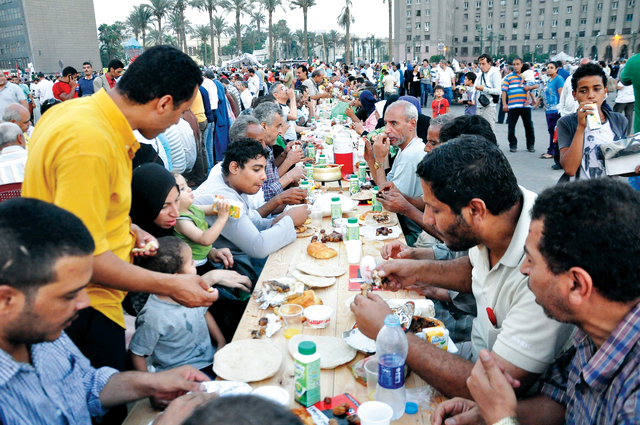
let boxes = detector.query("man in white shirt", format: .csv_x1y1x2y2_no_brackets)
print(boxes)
365,63,375,84
247,68,260,98
0,122,28,184
393,64,402,92
201,70,219,111
270,83,298,142
436,60,456,105
34,73,54,105
0,74,27,118
475,53,502,131
235,81,253,111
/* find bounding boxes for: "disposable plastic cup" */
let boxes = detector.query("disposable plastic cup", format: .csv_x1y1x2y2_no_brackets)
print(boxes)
280,304,303,339
357,401,394,425
345,240,362,264
310,206,323,227
364,357,379,401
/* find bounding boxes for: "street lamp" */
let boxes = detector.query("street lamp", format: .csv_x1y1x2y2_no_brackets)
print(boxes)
613,33,621,60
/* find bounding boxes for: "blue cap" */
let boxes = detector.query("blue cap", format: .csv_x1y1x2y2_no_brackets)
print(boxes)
405,402,418,414
384,314,400,327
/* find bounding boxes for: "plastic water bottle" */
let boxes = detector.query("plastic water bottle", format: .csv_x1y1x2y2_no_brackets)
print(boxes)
376,314,408,420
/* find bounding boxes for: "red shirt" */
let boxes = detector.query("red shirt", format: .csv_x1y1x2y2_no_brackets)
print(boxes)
105,74,116,89
52,80,78,101
431,98,450,117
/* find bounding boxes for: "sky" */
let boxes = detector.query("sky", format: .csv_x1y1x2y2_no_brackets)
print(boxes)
93,0,391,41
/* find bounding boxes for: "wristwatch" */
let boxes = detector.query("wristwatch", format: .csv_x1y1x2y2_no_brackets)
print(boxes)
374,162,384,170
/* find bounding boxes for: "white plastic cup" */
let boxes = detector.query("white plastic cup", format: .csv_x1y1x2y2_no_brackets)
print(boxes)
345,240,362,264
357,401,394,425
363,357,379,401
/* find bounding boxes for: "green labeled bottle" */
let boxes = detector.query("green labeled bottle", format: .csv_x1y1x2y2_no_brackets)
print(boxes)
294,341,321,407
372,186,382,212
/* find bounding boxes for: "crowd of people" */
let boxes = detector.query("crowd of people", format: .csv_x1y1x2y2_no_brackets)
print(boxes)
1,43,640,425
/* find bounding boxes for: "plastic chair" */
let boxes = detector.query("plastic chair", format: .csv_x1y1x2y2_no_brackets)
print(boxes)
0,182,22,203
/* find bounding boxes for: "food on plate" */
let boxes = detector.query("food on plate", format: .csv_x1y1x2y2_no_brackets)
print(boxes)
296,263,346,277
372,212,390,224
307,242,337,259
350,189,373,201
320,228,326,234
295,225,307,234
264,279,291,293
321,231,343,243
291,407,315,425
296,226,318,238
347,415,361,424
131,240,159,253
324,397,332,405
292,270,336,288
371,269,387,288
288,335,357,369
375,226,392,236
311,235,318,243
333,402,350,416
328,419,339,425
304,217,312,225
358,210,376,221
213,340,282,382
409,316,446,334
360,183,372,190
284,290,323,309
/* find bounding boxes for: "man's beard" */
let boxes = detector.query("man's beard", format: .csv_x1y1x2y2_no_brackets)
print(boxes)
441,214,482,252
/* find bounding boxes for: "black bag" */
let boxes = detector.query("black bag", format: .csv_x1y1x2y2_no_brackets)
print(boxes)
478,94,491,107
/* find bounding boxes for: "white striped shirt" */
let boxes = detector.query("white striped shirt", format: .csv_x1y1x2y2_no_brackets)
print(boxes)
0,332,118,424
0,145,28,184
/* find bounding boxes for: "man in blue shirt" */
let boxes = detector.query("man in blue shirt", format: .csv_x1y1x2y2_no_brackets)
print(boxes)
0,198,211,425
77,62,96,97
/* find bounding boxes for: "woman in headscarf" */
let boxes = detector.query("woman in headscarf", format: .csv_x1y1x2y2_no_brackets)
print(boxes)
409,66,422,98
345,90,377,123
399,95,431,142
403,63,414,95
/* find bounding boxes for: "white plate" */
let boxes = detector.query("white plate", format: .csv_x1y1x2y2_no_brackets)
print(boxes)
251,385,290,406
362,225,402,241
345,297,435,318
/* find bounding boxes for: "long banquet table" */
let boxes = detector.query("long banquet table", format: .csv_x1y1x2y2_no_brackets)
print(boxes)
123,202,443,425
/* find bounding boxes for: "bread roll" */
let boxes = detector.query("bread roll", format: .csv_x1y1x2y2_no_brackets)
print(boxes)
307,242,337,259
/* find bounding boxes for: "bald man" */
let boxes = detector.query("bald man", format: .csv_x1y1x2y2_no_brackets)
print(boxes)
2,103,32,146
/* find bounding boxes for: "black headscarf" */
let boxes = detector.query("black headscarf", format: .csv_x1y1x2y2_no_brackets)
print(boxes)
130,163,179,238
376,94,400,129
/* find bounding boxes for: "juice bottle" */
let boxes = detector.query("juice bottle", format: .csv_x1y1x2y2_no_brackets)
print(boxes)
294,341,321,407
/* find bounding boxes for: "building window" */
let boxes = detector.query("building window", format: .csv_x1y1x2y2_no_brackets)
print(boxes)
526,9,532,15
565,19,571,25
564,42,570,51
595,17,601,23
629,0,635,7
425,35,431,39
406,0,411,4
406,24,412,30
610,16,617,22
592,29,600,36
512,33,518,40
461,47,469,55
551,32,557,38
415,46,421,52
514,11,519,17
414,35,421,41
473,46,481,55
416,10,421,16
416,0,421,3
627,13,633,21
499,46,505,54
406,35,412,41
416,22,421,28
510,45,517,53
407,10,411,17
463,36,468,42
464,25,469,30
607,28,615,34
488,11,493,17
579,30,585,37
513,22,518,28
567,6,572,13
564,31,570,37
477,1,482,6
549,44,557,53
580,19,586,24
538,32,544,38
500,12,506,17
623,27,631,34
522,45,530,53
464,13,469,19
425,22,430,30
501,0,506,5
525,21,531,27
475,35,480,41
500,22,506,28
552,20,558,26
553,7,559,13
525,34,530,39
514,0,519,4
425,9,430,15
539,20,545,26
582,5,588,11
425,46,430,52
597,3,603,9
407,46,411,53
612,1,619,8
540,8,545,15
464,1,469,8
487,24,493,29
488,0,493,6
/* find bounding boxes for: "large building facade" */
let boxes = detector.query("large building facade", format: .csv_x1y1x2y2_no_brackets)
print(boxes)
394,0,640,63
0,0,100,74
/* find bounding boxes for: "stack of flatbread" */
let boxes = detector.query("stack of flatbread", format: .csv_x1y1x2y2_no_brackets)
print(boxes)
292,263,346,288
288,335,357,369
213,340,282,382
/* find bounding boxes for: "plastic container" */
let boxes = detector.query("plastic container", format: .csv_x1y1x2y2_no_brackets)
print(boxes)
317,154,327,165
371,187,382,212
358,401,394,425
349,175,359,195
330,197,342,226
294,341,321,407
304,305,333,328
307,142,316,160
358,162,367,182
347,217,359,241
305,163,314,180
376,315,408,420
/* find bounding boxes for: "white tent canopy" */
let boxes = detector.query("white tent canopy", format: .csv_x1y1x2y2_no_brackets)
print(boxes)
221,53,264,68
551,51,575,62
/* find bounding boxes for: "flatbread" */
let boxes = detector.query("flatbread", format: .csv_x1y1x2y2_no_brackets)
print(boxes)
295,225,307,234
292,270,336,288
288,335,357,369
296,226,317,238
213,340,282,382
296,263,346,277
364,212,397,226
351,190,373,201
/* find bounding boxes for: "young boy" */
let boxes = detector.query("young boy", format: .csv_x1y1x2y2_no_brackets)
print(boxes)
173,173,232,273
431,85,450,117
459,72,477,115
129,236,225,376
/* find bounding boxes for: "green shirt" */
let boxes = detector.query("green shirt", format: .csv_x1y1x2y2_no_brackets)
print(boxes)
620,54,640,133
174,205,212,261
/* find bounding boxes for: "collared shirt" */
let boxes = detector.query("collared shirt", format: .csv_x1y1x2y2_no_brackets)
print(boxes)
23,88,140,329
502,71,530,109
34,79,54,103
52,80,78,102
468,187,575,372
77,76,96,97
541,302,640,424
0,145,28,184
262,146,283,201
0,82,27,116
436,66,456,88
201,78,219,110
0,332,118,425
476,66,503,102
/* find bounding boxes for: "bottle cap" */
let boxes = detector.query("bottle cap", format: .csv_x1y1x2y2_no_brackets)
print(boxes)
351,174,357,179
332,197,340,202
384,314,400,327
298,341,316,355
305,163,312,167
373,186,379,191
348,217,357,223
405,402,418,414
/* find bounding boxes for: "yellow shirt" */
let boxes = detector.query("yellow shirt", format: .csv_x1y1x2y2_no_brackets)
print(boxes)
23,88,140,329
190,89,206,123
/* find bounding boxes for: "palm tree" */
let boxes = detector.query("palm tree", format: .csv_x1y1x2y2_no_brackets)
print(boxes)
289,0,316,62
212,15,228,65
336,0,354,64
147,0,174,45
275,20,292,58
294,29,305,58
191,0,219,67
127,5,154,48
327,29,339,63
192,24,211,64
168,10,192,51
261,0,285,66
382,0,392,62
222,0,251,54
173,0,190,52
351,35,359,59
249,8,266,35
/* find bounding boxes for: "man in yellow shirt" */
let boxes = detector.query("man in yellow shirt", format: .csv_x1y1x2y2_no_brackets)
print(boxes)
22,47,217,420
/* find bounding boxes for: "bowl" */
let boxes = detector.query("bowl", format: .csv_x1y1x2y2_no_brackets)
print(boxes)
313,164,343,181
251,385,290,406
304,305,333,328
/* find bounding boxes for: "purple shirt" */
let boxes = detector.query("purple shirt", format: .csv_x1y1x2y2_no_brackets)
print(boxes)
262,146,283,201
